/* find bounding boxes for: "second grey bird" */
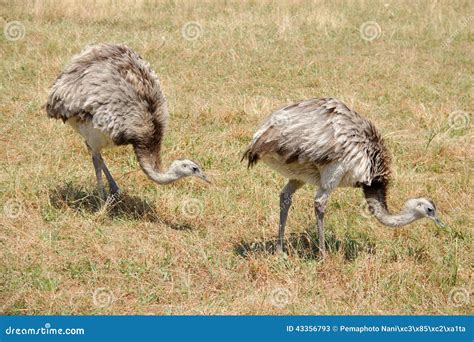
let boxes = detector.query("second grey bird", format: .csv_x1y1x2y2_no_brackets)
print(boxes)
46,44,210,197
243,98,445,254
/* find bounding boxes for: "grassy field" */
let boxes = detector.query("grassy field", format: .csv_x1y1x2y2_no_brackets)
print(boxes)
0,0,472,315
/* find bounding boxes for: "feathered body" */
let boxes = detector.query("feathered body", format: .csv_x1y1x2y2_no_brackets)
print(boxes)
244,98,390,189
46,43,167,168
46,44,209,194
243,98,443,253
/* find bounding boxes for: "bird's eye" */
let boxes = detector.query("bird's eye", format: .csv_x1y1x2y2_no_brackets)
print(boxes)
427,207,434,213
192,166,198,173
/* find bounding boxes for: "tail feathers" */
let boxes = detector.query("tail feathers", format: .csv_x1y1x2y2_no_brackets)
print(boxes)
45,95,71,122
241,147,260,168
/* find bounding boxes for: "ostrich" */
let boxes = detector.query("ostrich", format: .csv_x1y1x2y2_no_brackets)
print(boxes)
46,44,210,197
243,98,445,254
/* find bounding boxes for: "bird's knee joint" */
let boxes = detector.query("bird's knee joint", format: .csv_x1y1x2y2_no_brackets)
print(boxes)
280,192,292,206
315,200,326,213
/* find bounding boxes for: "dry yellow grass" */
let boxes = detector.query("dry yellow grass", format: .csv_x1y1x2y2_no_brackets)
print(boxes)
0,0,472,315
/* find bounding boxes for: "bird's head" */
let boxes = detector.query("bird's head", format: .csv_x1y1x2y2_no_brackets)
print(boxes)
404,197,445,228
170,159,211,183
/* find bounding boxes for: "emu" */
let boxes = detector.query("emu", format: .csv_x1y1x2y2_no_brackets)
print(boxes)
243,98,445,255
46,44,209,198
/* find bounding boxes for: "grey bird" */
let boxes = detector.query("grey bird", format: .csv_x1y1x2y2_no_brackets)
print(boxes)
243,98,445,255
46,44,210,198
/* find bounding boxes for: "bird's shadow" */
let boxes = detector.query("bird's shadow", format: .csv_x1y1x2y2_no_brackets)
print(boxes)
234,229,376,261
48,182,192,230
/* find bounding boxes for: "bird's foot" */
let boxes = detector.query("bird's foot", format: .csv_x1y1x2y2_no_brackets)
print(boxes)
106,190,121,205
96,186,107,201
275,242,288,256
319,246,327,259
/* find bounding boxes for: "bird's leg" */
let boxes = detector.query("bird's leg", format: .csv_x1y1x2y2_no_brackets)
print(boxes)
314,164,344,257
277,180,303,253
314,188,330,256
86,143,106,199
92,154,106,199
98,155,120,195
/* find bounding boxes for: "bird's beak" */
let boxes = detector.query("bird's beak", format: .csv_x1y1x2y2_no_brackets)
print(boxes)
433,216,446,228
198,173,211,184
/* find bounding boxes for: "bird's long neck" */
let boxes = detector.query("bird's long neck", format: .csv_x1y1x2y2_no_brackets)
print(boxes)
363,181,418,227
134,145,180,185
